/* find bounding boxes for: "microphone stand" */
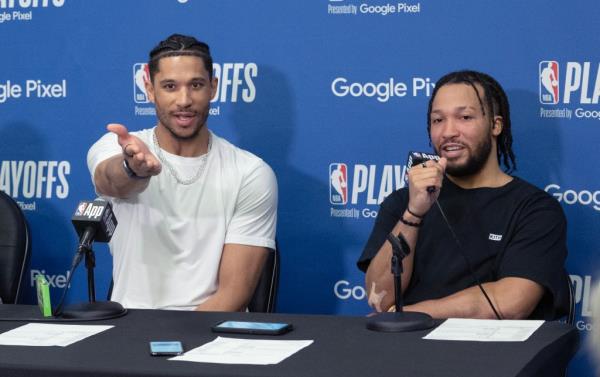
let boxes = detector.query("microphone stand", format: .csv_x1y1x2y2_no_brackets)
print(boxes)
61,241,127,320
366,233,434,332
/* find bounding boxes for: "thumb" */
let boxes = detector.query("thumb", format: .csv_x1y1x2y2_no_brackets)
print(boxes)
438,157,448,173
107,123,130,146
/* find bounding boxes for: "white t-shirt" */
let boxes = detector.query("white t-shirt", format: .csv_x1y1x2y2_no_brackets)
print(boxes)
87,128,277,310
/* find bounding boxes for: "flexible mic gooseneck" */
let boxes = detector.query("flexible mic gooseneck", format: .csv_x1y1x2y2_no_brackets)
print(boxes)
366,233,434,332
52,198,126,320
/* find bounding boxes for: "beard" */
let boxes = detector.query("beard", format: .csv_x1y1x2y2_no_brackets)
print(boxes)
438,133,493,177
155,106,210,141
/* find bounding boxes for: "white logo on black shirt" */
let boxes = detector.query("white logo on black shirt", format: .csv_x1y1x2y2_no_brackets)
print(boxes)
489,233,503,241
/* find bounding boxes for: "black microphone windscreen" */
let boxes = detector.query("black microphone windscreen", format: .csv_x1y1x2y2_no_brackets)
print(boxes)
71,198,117,243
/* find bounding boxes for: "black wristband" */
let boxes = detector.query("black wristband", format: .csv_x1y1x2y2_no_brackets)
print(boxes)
406,207,425,219
399,215,422,228
122,159,148,180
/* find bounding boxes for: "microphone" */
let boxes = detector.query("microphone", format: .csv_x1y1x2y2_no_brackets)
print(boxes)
54,198,126,320
406,151,440,193
71,198,117,249
366,232,434,332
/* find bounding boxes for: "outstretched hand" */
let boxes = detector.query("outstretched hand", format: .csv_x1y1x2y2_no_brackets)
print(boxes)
107,123,162,178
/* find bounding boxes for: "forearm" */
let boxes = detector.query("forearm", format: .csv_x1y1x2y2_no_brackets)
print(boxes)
195,245,268,312
404,284,500,319
94,155,150,198
403,278,544,319
365,210,420,312
194,289,251,312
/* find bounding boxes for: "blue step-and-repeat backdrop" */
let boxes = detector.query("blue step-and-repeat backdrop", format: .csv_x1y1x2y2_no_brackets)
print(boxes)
1,0,598,374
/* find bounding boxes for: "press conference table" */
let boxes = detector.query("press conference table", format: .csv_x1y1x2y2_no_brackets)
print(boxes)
0,305,578,377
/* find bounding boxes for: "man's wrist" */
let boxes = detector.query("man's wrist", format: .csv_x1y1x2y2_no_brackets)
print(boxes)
404,208,423,222
122,158,149,180
400,211,423,228
406,206,425,219
400,209,423,227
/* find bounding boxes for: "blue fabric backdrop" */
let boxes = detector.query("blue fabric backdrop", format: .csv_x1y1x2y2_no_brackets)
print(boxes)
1,0,598,374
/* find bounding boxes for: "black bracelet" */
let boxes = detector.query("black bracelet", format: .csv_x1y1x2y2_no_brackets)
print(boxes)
406,207,425,219
122,159,148,180
399,215,422,228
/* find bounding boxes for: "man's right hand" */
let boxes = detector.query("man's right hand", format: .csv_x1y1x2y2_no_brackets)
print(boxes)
406,157,447,217
107,123,162,178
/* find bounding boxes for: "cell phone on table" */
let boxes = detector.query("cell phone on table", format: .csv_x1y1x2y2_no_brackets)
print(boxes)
211,320,293,335
149,341,184,356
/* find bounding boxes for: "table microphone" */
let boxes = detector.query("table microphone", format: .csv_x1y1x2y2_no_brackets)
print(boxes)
366,232,435,332
53,198,126,320
72,198,117,249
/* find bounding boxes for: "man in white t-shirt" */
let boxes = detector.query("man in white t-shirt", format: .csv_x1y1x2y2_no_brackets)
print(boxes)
87,34,277,311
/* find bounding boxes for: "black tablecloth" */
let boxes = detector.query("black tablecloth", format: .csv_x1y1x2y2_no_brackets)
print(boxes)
0,305,579,377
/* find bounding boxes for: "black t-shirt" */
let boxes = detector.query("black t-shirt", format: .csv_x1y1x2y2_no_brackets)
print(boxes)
357,176,569,320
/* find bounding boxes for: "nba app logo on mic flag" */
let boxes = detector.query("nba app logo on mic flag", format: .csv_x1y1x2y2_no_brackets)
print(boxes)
75,202,89,216
133,63,150,103
539,61,559,104
329,163,348,205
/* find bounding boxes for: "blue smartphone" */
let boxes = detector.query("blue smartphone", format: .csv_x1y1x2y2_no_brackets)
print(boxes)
149,341,184,356
211,320,293,335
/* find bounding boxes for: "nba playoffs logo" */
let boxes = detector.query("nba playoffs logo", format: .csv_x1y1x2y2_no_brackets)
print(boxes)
329,163,348,205
539,61,559,104
133,63,150,103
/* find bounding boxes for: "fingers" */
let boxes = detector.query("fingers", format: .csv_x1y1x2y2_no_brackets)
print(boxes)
124,143,142,158
420,158,446,174
107,123,161,178
406,158,445,215
107,123,134,151
409,161,444,189
108,124,151,160
128,152,162,177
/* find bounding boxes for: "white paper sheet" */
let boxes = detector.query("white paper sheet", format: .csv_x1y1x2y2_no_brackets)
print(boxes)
0,323,113,347
170,336,314,365
423,318,544,342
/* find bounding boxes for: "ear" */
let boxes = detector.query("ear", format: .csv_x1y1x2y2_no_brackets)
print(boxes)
210,77,219,101
145,79,156,103
492,116,503,136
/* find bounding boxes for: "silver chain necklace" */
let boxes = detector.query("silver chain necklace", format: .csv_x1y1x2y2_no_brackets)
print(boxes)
152,128,212,185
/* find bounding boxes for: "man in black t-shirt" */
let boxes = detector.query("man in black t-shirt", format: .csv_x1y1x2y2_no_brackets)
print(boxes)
357,70,569,320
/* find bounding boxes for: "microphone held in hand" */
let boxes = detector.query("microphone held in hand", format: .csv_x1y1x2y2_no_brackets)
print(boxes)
406,151,441,193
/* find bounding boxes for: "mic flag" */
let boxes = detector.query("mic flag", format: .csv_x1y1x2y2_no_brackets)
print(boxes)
406,151,440,171
71,198,118,246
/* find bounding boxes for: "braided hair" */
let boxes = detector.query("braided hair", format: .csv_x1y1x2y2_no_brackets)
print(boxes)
426,70,516,173
148,34,213,82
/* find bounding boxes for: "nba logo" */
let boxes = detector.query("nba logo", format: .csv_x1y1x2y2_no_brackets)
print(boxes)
133,63,150,103
539,61,559,104
75,202,89,216
329,163,348,205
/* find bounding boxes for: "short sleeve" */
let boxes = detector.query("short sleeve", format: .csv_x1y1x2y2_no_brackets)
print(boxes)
357,189,408,272
497,193,569,319
224,161,278,249
87,132,121,182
